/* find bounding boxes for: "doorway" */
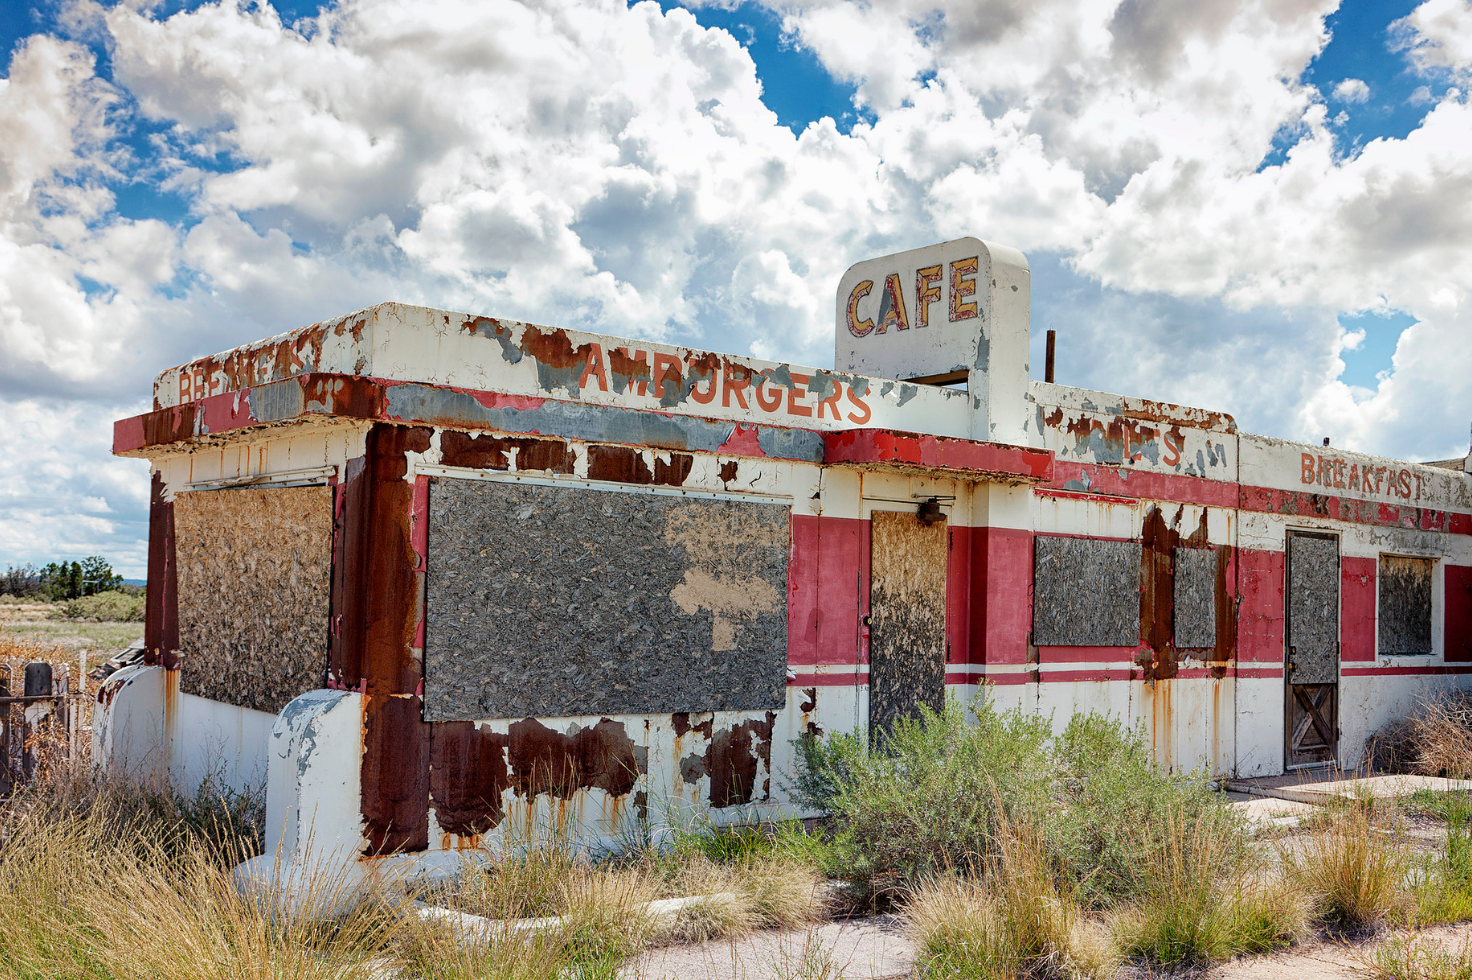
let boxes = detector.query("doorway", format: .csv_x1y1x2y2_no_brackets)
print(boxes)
868,510,948,743
1285,531,1340,769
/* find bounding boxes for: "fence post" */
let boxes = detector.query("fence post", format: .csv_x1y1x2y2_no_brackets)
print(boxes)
22,661,54,782
0,664,11,798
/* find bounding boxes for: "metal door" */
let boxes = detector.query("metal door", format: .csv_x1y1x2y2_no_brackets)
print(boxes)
1285,531,1340,768
868,511,948,744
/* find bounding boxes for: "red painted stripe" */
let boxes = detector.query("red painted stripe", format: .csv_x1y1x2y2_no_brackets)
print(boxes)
787,514,863,666
1234,667,1284,678
823,428,1053,481
1239,484,1471,536
1340,557,1376,662
973,526,1033,666
1038,669,1137,682
1045,463,1239,508
1449,565,1472,663
1342,665,1472,677
1238,548,1285,663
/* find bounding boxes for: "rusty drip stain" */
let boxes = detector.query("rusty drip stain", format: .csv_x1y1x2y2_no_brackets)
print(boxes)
684,713,777,809
143,471,179,669
505,717,639,800
1138,504,1180,682
430,720,510,837
361,695,430,854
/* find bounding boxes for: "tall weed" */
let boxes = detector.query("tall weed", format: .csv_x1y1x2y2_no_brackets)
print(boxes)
1113,809,1307,966
1283,802,1411,931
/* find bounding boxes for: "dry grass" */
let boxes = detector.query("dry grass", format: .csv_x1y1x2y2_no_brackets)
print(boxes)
1358,933,1472,980
0,801,398,980
1412,694,1472,780
1282,802,1412,932
1112,808,1309,967
904,816,1116,980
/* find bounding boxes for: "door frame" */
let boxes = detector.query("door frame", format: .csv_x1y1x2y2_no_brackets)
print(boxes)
1284,528,1341,771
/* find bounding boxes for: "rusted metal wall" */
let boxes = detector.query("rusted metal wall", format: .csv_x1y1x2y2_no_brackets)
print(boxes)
868,511,948,739
423,478,789,722
1173,547,1218,650
1379,554,1434,654
1032,535,1141,646
173,486,333,713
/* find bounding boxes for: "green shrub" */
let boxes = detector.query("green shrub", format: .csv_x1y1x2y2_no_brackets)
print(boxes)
1052,713,1246,903
51,590,144,622
795,696,1239,903
795,696,1055,897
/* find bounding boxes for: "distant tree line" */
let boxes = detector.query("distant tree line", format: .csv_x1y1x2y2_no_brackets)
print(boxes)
1,557,132,600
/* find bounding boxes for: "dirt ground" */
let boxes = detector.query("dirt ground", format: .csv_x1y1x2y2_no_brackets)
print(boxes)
620,917,1472,980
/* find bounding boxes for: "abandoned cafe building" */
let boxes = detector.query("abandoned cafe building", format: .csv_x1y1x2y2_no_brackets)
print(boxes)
98,237,1472,885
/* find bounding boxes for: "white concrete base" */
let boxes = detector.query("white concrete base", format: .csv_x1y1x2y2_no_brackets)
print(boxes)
92,664,167,785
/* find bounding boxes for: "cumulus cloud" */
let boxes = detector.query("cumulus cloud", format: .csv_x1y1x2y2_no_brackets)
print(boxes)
1,0,1471,572
1392,0,1472,78
1333,77,1370,102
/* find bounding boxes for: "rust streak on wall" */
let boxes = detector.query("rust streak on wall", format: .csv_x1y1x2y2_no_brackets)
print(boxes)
438,431,573,473
505,718,640,799
362,695,430,854
349,423,433,855
671,713,714,739
584,445,695,486
1139,506,1181,681
329,457,367,686
1212,545,1237,678
707,713,775,808
144,471,179,669
430,721,510,837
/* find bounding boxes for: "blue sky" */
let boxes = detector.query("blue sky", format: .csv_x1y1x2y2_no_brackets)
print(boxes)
1,0,1470,575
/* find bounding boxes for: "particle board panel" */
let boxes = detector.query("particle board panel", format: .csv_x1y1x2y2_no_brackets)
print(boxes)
868,511,947,741
1032,536,1141,647
1379,554,1434,655
424,478,789,722
1173,547,1218,651
173,485,333,714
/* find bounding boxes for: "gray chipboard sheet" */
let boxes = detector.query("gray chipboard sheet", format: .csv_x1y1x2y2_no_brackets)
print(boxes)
1379,554,1433,655
1032,535,1141,647
1173,548,1218,650
424,478,790,722
1287,532,1340,685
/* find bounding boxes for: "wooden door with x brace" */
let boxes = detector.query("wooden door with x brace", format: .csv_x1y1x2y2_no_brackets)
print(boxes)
1285,531,1340,769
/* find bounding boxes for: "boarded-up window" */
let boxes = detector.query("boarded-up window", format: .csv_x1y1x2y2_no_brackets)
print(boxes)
1032,536,1141,646
423,478,789,722
1379,554,1434,655
1173,548,1218,650
173,486,333,713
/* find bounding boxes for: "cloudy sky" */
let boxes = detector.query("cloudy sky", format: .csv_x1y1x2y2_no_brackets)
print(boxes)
1,0,1470,577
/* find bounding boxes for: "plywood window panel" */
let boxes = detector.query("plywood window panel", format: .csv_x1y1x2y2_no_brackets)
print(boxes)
868,511,948,741
1032,536,1141,647
423,478,789,722
1173,548,1218,650
173,486,333,714
1379,554,1434,655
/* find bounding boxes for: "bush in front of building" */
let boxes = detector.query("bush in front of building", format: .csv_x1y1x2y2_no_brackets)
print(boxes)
793,696,1237,903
